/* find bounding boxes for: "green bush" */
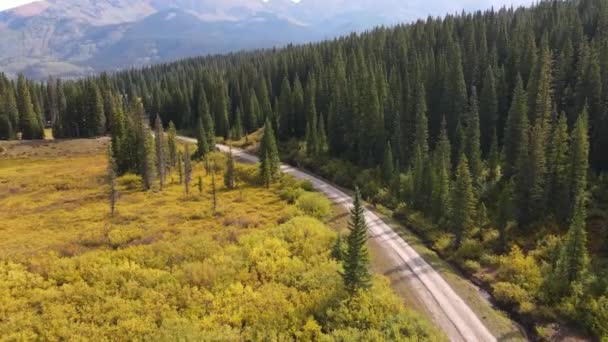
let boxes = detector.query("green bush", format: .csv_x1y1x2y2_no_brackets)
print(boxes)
279,187,304,204
298,180,315,192
107,226,145,247
296,192,333,220
432,233,454,255
276,206,303,224
463,260,482,274
496,245,542,293
235,164,259,184
452,238,483,263
588,296,608,338
393,202,409,220
492,281,535,313
118,173,142,190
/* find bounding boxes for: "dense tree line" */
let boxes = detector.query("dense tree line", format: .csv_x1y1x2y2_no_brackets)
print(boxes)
2,0,608,337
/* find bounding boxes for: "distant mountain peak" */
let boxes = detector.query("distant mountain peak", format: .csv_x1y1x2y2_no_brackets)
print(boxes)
0,0,508,79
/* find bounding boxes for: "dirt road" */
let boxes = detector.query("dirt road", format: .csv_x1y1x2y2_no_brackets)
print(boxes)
179,136,496,341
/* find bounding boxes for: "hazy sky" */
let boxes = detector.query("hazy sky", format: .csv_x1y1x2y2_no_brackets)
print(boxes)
0,0,34,12
0,0,537,13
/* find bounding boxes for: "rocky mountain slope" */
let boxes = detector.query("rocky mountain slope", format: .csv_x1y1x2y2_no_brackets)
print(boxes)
0,0,527,78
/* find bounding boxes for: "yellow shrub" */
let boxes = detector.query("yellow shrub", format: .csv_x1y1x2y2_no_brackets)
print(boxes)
118,173,142,190
107,227,145,247
296,192,332,220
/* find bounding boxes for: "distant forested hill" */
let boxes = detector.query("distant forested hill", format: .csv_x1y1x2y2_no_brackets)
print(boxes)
1,0,608,338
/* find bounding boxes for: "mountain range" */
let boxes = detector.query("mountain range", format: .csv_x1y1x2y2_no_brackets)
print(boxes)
0,0,525,79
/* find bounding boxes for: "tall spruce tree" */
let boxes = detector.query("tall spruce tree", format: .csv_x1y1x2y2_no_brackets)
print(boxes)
17,75,43,140
0,113,13,140
224,147,235,190
259,119,280,187
569,108,590,219
211,160,218,215
140,115,157,190
194,116,209,160
167,121,178,168
381,141,394,185
233,107,244,140
183,145,192,194
154,115,166,190
278,77,293,140
480,66,498,156
547,111,571,223
488,129,500,182
108,147,118,217
451,154,477,247
177,151,183,184
342,187,372,293
317,113,328,154
504,75,529,177
86,82,106,137
554,198,589,297
465,87,482,180
199,89,216,149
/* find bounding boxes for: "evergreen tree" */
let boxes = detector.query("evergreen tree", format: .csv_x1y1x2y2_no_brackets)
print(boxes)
488,129,500,182
496,181,514,252
527,123,548,220
412,83,429,160
465,87,482,180
569,108,590,218
291,75,305,137
248,90,260,132
317,113,328,154
233,107,244,140
451,154,477,248
224,147,235,190
154,115,166,190
17,75,43,140
305,115,318,156
2,83,19,137
86,82,106,137
211,160,218,215
184,144,192,194
140,116,156,190
529,38,553,143
194,116,209,160
199,89,216,150
109,97,128,173
167,121,178,168
554,199,589,297
547,111,570,223
278,77,293,140
381,141,394,185
480,66,498,156
504,75,529,177
108,147,118,217
342,187,372,293
177,151,183,184
432,158,452,223
259,119,280,187
432,118,452,221
0,113,13,140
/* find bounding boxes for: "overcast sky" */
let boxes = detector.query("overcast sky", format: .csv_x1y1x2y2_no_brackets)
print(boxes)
0,0,537,13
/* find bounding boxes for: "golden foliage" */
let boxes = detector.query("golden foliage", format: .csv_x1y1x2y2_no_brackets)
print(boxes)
0,139,442,340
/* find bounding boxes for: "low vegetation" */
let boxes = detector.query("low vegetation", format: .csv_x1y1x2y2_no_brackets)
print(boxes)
0,138,443,341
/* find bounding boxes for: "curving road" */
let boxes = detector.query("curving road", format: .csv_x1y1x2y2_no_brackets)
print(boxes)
179,136,496,342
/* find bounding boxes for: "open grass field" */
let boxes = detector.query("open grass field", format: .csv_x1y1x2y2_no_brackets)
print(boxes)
0,138,287,260
0,138,442,341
